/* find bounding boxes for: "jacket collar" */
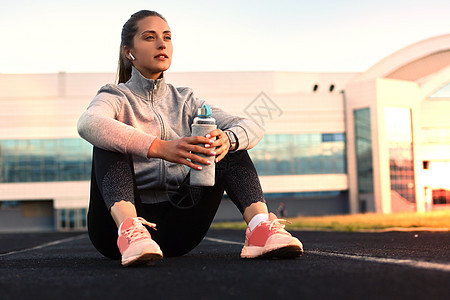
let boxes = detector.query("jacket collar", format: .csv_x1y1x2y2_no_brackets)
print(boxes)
125,66,167,101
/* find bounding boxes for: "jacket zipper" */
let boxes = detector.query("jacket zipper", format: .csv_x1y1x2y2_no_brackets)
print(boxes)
150,81,166,140
150,80,166,185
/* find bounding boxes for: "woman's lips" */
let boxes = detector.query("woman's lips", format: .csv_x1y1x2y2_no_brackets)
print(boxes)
155,54,169,60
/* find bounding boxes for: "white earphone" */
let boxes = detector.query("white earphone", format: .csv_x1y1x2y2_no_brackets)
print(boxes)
129,53,136,61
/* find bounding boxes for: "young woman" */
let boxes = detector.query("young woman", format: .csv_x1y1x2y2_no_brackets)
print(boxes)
77,10,303,267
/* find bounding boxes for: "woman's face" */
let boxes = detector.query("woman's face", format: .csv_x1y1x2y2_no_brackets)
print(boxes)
127,16,173,80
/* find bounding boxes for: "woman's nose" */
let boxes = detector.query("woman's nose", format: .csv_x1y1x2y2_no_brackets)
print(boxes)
157,38,166,49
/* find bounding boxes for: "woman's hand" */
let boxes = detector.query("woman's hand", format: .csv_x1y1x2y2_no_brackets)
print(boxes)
147,136,217,170
147,129,232,169
205,129,231,163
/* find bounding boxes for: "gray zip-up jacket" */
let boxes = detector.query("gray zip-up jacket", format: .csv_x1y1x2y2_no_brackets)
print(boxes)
78,67,263,204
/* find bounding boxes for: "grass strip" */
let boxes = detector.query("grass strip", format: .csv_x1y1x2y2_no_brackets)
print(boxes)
211,210,450,232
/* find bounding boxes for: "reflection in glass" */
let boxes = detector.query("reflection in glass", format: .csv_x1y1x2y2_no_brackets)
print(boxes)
0,138,92,183
354,108,374,194
249,133,346,176
385,107,416,204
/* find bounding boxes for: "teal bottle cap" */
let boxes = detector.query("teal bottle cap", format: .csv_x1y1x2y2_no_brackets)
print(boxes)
198,104,212,117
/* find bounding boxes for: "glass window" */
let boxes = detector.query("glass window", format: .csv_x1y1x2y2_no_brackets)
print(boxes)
432,189,450,205
354,108,374,194
428,82,450,98
60,209,66,229
385,107,416,204
0,201,20,209
81,208,87,228
0,138,92,183
57,208,88,231
68,209,76,229
249,132,346,176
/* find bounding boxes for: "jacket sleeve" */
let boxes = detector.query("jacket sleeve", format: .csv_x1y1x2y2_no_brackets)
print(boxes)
190,96,264,151
77,85,156,158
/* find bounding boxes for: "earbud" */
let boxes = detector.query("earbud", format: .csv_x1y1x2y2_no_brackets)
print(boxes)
129,53,136,61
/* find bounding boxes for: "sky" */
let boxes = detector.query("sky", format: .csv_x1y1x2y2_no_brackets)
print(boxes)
1,0,449,74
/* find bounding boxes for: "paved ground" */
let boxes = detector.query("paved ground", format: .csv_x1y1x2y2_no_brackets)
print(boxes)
0,229,449,300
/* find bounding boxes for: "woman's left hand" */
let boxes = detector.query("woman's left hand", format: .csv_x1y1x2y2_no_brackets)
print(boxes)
206,129,230,163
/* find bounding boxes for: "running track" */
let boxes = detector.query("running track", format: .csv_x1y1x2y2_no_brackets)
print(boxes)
0,229,449,299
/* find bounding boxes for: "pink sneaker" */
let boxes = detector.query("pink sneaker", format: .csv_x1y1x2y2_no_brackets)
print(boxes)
117,217,163,266
241,213,303,259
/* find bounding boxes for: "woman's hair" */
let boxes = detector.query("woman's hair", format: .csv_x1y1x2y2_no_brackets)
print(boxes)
116,10,167,84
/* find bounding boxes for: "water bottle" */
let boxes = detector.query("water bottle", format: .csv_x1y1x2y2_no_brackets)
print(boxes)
190,104,217,186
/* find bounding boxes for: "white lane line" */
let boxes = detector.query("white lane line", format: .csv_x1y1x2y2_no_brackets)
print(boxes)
0,234,88,257
204,237,245,246
204,237,450,273
308,250,450,273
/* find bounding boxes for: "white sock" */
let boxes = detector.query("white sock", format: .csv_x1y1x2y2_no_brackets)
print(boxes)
118,217,139,235
118,222,123,236
248,213,269,231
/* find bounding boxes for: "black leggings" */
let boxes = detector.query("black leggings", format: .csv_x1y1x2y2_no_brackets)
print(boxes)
88,147,265,259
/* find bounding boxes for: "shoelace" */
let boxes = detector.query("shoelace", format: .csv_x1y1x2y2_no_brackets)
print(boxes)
123,217,157,243
267,217,291,233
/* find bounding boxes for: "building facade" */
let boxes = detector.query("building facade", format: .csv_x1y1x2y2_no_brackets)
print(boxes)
1,34,449,231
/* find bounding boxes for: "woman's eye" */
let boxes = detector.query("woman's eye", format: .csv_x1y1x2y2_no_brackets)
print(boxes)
165,36,172,41
145,36,155,40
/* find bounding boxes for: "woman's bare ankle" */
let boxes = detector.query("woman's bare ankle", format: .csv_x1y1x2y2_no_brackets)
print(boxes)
110,200,138,228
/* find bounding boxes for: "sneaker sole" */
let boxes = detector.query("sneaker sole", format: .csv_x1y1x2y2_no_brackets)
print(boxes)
122,252,163,267
241,244,303,259
259,245,303,259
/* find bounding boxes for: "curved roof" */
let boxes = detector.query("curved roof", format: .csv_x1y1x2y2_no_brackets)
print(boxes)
354,34,450,83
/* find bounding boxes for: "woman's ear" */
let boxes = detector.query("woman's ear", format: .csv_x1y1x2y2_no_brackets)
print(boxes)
123,46,135,61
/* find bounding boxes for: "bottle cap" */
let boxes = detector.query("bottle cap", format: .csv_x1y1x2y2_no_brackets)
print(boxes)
197,104,212,117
